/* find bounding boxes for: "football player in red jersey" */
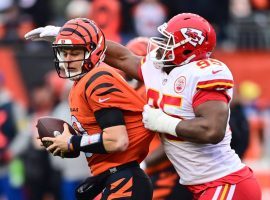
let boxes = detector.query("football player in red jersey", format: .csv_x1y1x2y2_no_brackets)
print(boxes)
25,13,262,200
126,37,192,200
26,18,153,200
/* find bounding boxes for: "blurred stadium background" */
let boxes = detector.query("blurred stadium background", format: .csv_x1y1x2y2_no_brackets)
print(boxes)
0,0,270,199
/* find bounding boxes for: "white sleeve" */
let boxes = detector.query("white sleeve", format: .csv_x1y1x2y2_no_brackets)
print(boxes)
196,64,234,91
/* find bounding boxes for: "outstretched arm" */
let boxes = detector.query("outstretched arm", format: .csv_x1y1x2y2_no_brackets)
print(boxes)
105,40,143,81
24,25,60,42
25,27,143,81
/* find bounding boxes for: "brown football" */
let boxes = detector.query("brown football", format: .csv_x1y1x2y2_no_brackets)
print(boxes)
36,116,80,158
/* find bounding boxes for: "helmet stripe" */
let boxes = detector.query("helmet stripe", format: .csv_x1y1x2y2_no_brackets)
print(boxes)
87,21,99,42
69,23,93,45
61,27,86,44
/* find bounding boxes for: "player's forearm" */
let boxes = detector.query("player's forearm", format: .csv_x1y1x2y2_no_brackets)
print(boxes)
175,117,226,144
143,105,227,144
70,127,129,154
105,40,142,80
102,125,129,152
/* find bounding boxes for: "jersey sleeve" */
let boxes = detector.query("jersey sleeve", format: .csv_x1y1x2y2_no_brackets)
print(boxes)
84,67,144,112
196,63,234,91
192,90,230,108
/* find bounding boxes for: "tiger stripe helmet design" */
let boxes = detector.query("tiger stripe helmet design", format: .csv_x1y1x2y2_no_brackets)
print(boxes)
52,18,106,79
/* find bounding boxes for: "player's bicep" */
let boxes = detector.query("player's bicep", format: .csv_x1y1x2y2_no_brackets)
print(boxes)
94,107,125,129
94,108,129,152
194,100,229,137
120,53,143,81
105,40,142,80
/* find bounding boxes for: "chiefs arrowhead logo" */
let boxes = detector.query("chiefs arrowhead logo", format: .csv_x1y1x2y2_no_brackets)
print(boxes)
174,76,186,93
181,28,205,47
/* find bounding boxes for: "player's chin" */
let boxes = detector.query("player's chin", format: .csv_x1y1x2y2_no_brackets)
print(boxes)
66,71,84,81
69,76,81,81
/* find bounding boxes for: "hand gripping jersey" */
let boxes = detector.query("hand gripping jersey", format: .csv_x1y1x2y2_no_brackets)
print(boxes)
69,65,154,176
140,53,244,185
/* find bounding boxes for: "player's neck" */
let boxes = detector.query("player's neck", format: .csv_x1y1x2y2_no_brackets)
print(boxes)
162,66,177,74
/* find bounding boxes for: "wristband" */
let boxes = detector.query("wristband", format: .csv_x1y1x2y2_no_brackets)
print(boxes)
161,116,181,137
71,133,107,154
151,111,181,137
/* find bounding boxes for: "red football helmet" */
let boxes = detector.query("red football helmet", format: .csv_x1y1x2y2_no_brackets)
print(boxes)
52,18,106,79
148,13,216,67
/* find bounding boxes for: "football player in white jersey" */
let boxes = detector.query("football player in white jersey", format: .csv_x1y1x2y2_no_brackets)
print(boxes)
104,13,262,200
24,13,261,200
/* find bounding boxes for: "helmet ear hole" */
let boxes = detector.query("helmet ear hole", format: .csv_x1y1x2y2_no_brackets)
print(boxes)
183,50,192,55
90,42,96,50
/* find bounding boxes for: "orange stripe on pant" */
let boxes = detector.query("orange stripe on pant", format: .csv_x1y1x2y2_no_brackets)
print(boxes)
108,178,133,200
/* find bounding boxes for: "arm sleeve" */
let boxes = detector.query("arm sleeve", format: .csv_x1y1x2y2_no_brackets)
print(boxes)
71,107,125,154
94,107,125,129
196,66,234,91
192,90,230,108
194,63,234,107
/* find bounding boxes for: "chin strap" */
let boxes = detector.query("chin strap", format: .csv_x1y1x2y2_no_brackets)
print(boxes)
153,61,176,69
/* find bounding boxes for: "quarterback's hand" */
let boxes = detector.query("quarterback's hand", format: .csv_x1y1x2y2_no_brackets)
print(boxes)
142,105,181,136
42,123,72,156
24,25,61,42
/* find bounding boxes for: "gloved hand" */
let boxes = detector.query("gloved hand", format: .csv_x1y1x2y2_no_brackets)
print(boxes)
142,105,181,136
24,25,61,42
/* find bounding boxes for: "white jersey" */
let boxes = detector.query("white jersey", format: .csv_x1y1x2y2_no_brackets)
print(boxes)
141,54,244,185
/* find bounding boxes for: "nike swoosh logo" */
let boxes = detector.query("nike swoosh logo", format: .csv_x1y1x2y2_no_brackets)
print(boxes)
98,97,110,103
212,69,222,74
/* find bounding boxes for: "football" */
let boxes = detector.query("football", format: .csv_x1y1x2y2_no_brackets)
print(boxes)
36,116,80,158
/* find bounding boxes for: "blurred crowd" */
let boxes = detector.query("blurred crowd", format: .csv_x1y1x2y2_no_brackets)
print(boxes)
0,0,270,200
0,0,270,47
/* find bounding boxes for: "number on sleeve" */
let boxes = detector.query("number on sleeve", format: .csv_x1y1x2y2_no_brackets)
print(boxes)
196,59,223,69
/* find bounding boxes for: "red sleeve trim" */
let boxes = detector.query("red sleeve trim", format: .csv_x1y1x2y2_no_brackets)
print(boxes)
192,90,230,108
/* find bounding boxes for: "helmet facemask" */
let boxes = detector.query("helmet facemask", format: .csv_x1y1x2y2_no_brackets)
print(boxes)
53,45,91,81
148,23,191,68
52,18,107,81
